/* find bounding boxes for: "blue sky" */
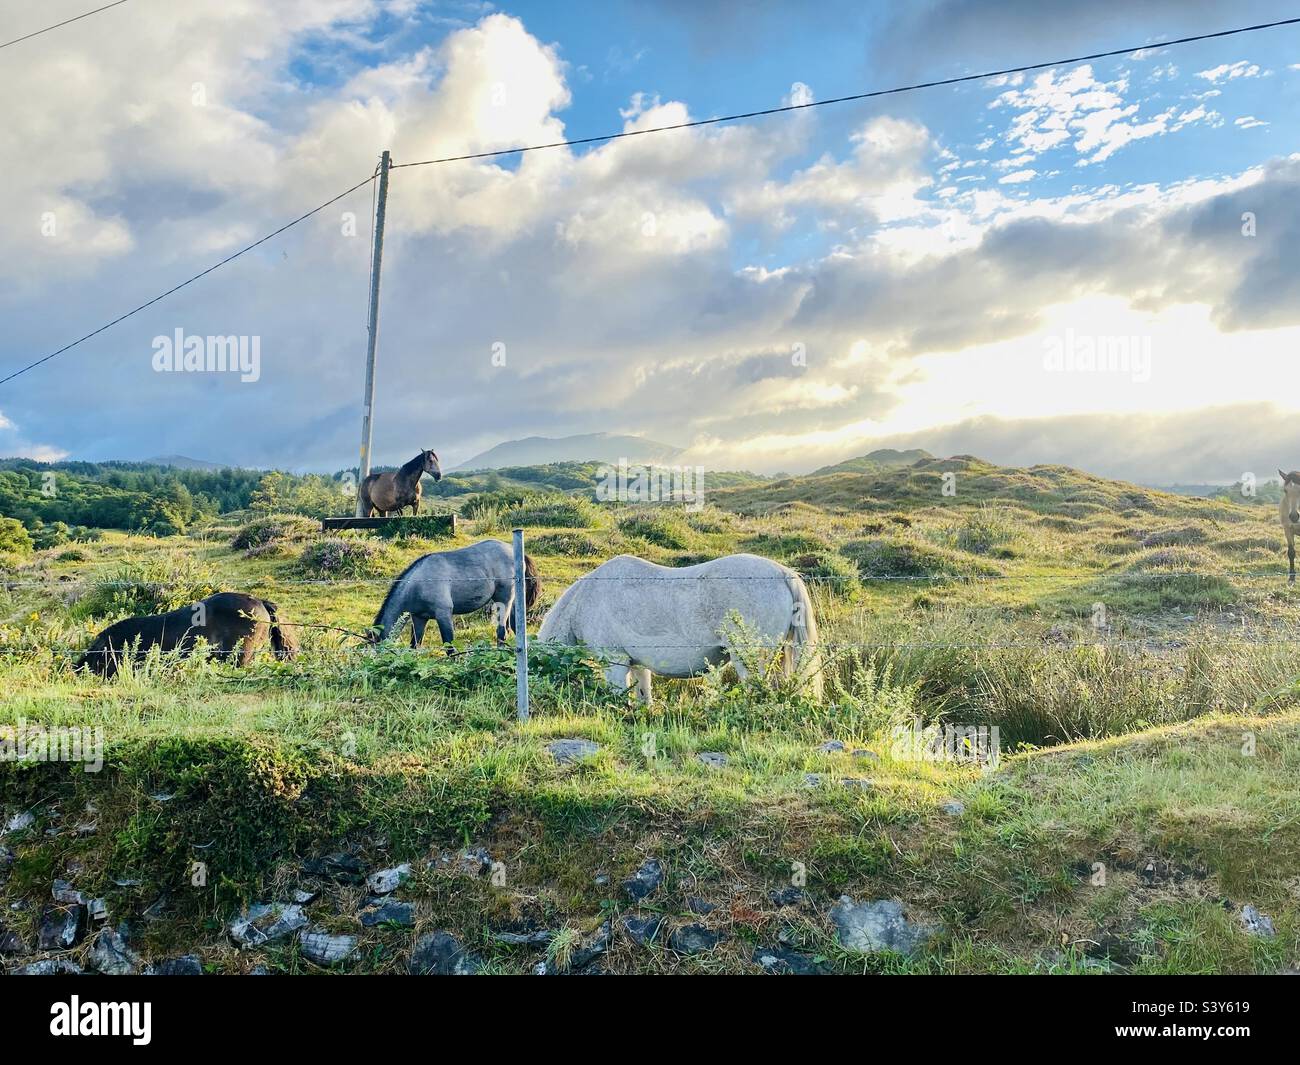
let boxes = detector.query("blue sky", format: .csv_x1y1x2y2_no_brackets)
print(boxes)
2,0,1300,482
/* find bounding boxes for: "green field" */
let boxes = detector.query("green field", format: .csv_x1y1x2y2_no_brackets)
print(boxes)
2,454,1298,974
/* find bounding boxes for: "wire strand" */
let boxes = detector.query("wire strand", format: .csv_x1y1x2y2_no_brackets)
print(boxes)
389,17,1300,171
0,0,133,51
0,175,376,388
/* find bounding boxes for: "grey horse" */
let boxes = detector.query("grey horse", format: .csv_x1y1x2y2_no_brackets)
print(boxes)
369,539,540,648
537,553,821,704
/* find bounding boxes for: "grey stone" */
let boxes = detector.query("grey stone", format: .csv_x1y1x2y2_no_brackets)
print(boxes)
842,777,875,790
228,902,307,948
546,738,600,764
0,926,27,955
149,954,203,975
817,740,846,753
365,863,411,895
622,914,665,945
622,858,664,901
768,886,804,907
455,847,492,877
8,958,84,975
1240,904,1276,938
299,927,358,967
291,889,317,905
686,897,716,915
829,897,936,957
52,879,85,904
852,749,880,763
941,800,965,816
360,900,415,928
697,751,728,768
803,773,824,788
4,811,35,833
753,944,827,975
669,923,721,955
302,852,364,883
492,928,552,946
568,920,612,971
88,928,142,975
87,898,108,923
38,903,87,950
409,931,481,975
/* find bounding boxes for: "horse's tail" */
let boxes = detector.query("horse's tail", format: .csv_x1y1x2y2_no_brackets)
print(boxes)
524,554,541,610
785,572,822,700
262,599,299,659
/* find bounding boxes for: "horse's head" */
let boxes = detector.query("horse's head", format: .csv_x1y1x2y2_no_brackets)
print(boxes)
423,449,442,481
1280,470,1300,525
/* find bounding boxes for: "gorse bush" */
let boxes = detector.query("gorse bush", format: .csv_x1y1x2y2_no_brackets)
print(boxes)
72,556,217,619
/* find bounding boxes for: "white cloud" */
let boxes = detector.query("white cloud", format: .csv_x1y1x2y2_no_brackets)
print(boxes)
998,169,1037,184
1195,60,1261,83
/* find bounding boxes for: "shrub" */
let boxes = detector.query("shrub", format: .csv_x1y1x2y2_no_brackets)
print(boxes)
840,536,1000,582
72,556,217,619
742,531,834,557
506,496,599,529
530,532,603,557
231,513,318,551
296,537,391,579
946,507,1020,556
1140,524,1210,548
0,517,33,556
787,551,859,599
616,510,695,548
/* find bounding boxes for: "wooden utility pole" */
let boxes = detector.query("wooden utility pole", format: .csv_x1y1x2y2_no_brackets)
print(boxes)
356,150,391,516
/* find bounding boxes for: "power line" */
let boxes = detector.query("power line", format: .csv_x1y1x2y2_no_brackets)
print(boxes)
0,175,376,388
390,16,1300,170
5,15,1299,387
0,0,134,51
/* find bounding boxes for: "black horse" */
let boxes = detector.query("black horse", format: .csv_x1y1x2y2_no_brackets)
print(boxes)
77,592,299,678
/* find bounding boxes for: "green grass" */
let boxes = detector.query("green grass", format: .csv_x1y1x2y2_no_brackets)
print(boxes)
2,454,1300,973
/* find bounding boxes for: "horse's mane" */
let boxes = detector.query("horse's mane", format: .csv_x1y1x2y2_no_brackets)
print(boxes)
399,452,426,478
1284,471,1300,485
371,554,427,633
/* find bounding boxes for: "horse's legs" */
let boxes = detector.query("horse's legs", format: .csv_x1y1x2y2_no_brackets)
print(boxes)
490,602,508,646
603,663,631,694
434,608,455,650
410,615,428,649
729,654,750,684
634,667,654,706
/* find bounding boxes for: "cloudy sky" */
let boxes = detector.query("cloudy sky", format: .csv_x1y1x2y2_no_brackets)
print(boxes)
2,0,1299,483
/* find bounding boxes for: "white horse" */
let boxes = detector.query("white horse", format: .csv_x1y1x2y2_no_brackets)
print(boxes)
537,553,821,703
1280,470,1300,584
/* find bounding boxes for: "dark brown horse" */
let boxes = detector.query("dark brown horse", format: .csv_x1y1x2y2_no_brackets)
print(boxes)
360,449,441,517
76,592,300,678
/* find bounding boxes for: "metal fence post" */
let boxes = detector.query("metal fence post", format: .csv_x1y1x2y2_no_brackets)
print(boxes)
513,527,529,721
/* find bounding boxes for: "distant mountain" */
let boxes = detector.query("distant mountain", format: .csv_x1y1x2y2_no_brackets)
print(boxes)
142,455,231,471
810,448,934,477
455,433,683,471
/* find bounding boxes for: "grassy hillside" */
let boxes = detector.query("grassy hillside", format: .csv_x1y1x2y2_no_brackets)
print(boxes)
1,452,1298,974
